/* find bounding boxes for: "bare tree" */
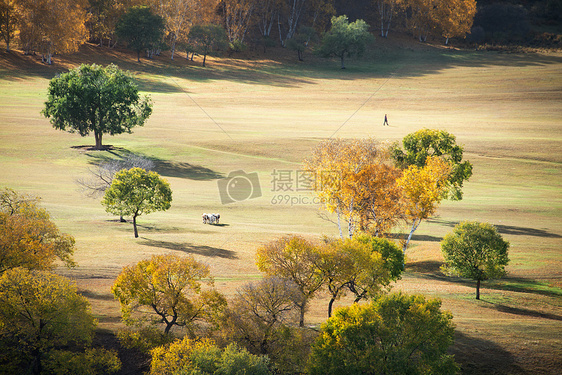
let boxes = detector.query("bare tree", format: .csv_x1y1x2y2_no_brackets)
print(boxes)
77,154,155,221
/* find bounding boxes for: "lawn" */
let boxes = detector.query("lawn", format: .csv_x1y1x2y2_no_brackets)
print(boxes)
0,39,561,374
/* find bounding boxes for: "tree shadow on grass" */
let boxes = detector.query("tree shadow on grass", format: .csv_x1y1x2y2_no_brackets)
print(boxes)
479,299,562,321
79,147,224,181
405,260,444,274
139,238,238,259
427,219,562,239
452,331,524,375
409,266,562,298
151,158,224,180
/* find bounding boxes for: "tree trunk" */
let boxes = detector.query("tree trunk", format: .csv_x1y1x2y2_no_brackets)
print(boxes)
340,55,346,69
94,132,103,150
403,218,421,255
202,46,208,67
133,214,139,238
328,297,335,318
476,279,480,300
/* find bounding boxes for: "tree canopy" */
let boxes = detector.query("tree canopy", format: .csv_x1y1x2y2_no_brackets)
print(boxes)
392,128,473,200
42,64,152,150
255,235,323,327
188,23,228,67
307,293,459,375
102,167,172,238
0,268,98,374
397,156,452,253
115,6,165,62
111,254,226,335
0,188,75,273
317,15,374,69
150,337,271,375
441,221,510,299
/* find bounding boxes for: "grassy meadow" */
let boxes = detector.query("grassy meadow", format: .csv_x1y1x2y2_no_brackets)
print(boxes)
1,39,561,374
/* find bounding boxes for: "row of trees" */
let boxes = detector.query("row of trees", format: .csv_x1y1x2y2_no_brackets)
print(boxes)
0,0,478,62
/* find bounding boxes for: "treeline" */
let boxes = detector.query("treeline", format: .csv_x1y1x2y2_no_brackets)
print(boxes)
0,0,480,64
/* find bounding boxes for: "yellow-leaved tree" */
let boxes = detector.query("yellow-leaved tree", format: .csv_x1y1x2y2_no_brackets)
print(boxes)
255,235,322,327
111,254,226,336
304,138,403,239
397,156,452,254
16,0,88,63
0,188,75,274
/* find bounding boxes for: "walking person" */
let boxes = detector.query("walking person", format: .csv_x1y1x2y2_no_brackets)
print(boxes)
383,114,389,126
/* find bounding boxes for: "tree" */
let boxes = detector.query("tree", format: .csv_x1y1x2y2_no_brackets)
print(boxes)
316,234,404,317
0,188,76,273
0,268,98,375
111,254,226,335
307,293,459,375
375,0,399,38
188,24,228,67
77,153,155,199
115,5,165,62
255,235,323,327
304,138,402,239
317,15,373,69
392,128,473,201
0,0,17,51
42,64,152,150
286,26,317,61
15,0,88,63
219,0,256,44
396,156,452,254
102,167,172,238
150,337,271,375
441,221,510,300
219,276,311,372
435,0,476,45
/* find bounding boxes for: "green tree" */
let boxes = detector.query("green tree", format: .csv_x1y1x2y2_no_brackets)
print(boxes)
42,63,152,150
116,6,165,62
0,188,75,273
188,24,228,67
307,293,459,375
111,254,226,335
102,167,172,238
392,128,473,200
441,221,510,300
317,15,373,69
255,235,324,327
0,268,98,375
286,26,317,61
150,337,271,375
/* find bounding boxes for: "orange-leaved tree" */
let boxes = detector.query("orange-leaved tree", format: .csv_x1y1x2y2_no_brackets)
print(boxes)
304,138,403,239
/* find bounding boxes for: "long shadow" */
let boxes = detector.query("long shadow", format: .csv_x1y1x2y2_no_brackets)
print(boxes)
409,266,562,298
480,300,562,321
151,158,224,180
452,331,524,375
427,219,561,239
140,238,238,259
4,40,562,88
79,148,223,181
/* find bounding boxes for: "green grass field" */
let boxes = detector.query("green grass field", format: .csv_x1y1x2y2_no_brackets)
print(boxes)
1,40,561,374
